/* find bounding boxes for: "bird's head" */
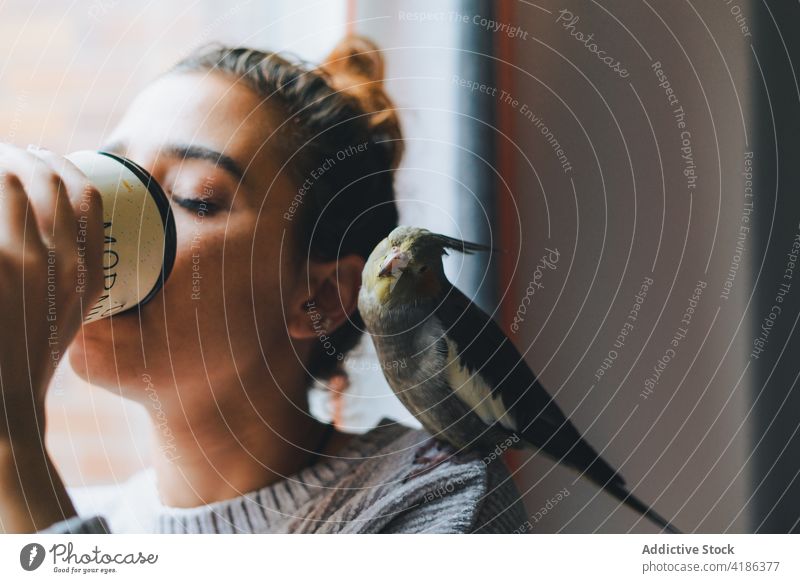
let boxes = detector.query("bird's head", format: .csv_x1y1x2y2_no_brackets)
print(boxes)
360,226,493,307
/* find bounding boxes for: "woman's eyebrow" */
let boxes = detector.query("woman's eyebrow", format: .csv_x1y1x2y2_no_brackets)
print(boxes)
100,140,245,182
164,144,245,182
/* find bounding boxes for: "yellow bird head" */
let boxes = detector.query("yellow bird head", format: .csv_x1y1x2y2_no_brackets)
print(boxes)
360,226,493,307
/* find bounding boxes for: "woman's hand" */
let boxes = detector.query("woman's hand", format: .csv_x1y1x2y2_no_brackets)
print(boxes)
0,143,104,532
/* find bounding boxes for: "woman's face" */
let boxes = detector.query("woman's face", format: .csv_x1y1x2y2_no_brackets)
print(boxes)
69,72,317,402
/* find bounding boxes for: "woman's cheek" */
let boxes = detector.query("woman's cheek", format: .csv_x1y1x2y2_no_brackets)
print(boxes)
176,215,278,311
167,214,226,305
165,210,287,328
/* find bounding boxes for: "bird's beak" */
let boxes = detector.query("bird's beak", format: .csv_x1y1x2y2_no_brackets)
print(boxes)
378,249,411,277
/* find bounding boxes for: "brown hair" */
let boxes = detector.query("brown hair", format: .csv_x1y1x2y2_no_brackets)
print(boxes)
170,35,402,382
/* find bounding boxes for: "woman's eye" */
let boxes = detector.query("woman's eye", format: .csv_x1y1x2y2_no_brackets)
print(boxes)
173,196,219,216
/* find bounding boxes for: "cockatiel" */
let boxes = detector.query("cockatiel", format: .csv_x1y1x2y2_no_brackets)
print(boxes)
357,226,680,533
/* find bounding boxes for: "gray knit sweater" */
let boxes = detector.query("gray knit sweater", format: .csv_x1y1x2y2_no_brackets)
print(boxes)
39,419,527,534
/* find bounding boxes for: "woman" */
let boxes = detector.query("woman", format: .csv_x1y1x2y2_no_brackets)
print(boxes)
0,36,526,533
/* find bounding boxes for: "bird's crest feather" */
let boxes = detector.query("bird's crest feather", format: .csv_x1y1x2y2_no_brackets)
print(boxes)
435,234,497,255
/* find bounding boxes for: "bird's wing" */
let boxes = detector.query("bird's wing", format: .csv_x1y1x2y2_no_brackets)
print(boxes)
433,285,621,486
433,285,566,438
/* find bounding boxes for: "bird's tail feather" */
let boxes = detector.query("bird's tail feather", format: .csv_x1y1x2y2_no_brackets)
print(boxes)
600,480,682,534
558,438,683,533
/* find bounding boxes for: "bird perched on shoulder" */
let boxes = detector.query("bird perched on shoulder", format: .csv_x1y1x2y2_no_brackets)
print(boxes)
357,225,681,533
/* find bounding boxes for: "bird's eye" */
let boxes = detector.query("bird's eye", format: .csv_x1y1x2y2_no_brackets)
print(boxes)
419,265,428,273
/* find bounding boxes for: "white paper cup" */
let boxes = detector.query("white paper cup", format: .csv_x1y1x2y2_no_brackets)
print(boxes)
66,150,177,322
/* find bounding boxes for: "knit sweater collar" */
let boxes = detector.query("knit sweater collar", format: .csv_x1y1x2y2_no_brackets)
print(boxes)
152,419,405,534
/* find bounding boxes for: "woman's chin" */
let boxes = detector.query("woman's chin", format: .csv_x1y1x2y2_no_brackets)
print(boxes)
67,313,148,389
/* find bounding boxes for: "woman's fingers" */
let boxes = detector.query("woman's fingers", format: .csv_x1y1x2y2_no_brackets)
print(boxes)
28,146,104,300
0,143,106,323
0,143,75,254
0,168,41,252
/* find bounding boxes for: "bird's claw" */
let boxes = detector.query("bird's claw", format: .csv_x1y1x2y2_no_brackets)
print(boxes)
404,437,458,482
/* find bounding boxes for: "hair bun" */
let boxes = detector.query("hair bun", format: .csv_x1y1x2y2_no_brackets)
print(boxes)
323,34,384,84
320,35,403,169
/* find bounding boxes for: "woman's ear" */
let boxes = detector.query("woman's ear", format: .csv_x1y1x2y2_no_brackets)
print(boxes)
286,255,365,340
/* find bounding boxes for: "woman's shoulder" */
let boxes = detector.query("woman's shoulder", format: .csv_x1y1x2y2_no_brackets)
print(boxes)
317,419,528,533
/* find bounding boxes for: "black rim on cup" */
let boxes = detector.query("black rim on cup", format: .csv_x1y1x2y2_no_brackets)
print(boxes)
98,151,177,308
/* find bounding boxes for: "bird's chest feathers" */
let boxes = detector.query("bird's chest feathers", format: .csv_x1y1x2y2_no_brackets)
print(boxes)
371,311,447,381
367,313,451,417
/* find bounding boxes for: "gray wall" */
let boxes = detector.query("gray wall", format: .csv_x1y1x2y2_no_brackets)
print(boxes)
504,0,754,532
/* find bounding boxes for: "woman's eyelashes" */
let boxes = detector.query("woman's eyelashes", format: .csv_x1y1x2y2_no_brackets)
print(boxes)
172,194,222,216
